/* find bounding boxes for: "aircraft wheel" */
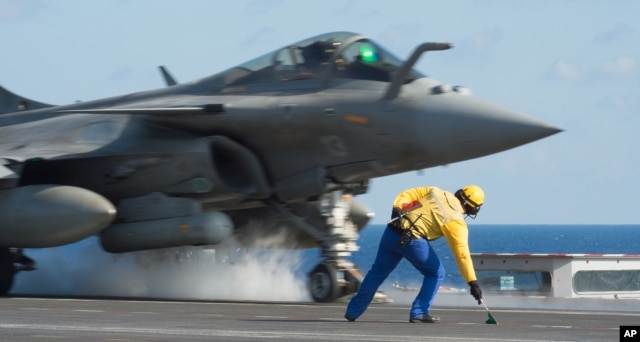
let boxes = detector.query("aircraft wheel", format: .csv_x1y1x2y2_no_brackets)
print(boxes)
309,263,339,303
0,248,15,296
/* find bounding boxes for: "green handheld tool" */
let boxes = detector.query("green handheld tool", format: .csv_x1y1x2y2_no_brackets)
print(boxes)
481,300,498,325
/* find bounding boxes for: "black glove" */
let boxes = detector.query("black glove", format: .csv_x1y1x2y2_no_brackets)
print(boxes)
468,281,482,304
391,208,402,219
390,209,403,229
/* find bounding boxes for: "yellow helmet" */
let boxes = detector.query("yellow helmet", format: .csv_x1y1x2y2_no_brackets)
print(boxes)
462,185,484,207
455,185,484,218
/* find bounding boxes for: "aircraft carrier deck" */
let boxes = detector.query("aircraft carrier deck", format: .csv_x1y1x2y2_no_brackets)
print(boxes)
1,294,638,341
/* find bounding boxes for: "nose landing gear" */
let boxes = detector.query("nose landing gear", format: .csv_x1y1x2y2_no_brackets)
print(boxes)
307,191,364,302
309,259,363,302
267,188,386,303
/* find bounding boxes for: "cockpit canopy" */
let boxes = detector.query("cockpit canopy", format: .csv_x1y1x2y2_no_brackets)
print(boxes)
214,32,424,90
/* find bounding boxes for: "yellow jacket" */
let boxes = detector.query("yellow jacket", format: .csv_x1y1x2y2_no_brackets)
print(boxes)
393,186,477,283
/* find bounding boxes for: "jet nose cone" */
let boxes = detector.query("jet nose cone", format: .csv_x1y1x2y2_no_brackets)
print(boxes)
469,99,562,149
420,96,562,163
516,120,562,145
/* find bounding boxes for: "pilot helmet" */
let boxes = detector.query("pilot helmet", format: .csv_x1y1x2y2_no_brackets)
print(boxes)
302,40,340,65
455,185,484,218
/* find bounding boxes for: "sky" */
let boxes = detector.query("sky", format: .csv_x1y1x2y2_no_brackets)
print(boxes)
1,0,638,225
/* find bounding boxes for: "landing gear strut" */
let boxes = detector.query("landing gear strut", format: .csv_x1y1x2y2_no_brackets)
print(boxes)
307,191,364,302
267,188,378,302
0,247,36,296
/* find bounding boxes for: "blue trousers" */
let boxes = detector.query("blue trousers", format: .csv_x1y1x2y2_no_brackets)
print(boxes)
345,226,445,320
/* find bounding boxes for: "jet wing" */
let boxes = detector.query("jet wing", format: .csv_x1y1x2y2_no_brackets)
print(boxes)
0,86,54,115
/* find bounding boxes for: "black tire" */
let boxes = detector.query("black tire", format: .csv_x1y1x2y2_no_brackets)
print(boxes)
0,248,15,296
309,263,339,303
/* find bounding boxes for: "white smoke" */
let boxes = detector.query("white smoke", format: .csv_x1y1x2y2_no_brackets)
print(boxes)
12,236,311,302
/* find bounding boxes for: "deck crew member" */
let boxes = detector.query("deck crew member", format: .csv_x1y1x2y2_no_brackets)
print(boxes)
345,185,485,323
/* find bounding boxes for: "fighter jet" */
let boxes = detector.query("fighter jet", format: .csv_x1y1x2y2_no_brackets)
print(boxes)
0,32,561,302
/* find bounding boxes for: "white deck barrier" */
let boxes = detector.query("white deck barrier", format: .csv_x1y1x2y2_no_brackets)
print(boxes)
471,253,640,298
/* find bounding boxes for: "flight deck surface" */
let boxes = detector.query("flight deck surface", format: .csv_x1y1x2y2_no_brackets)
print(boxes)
1,295,637,341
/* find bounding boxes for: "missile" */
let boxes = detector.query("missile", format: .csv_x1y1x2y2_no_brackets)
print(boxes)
100,211,234,253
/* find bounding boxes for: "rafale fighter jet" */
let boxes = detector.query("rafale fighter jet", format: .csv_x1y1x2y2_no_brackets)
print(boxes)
0,32,561,302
